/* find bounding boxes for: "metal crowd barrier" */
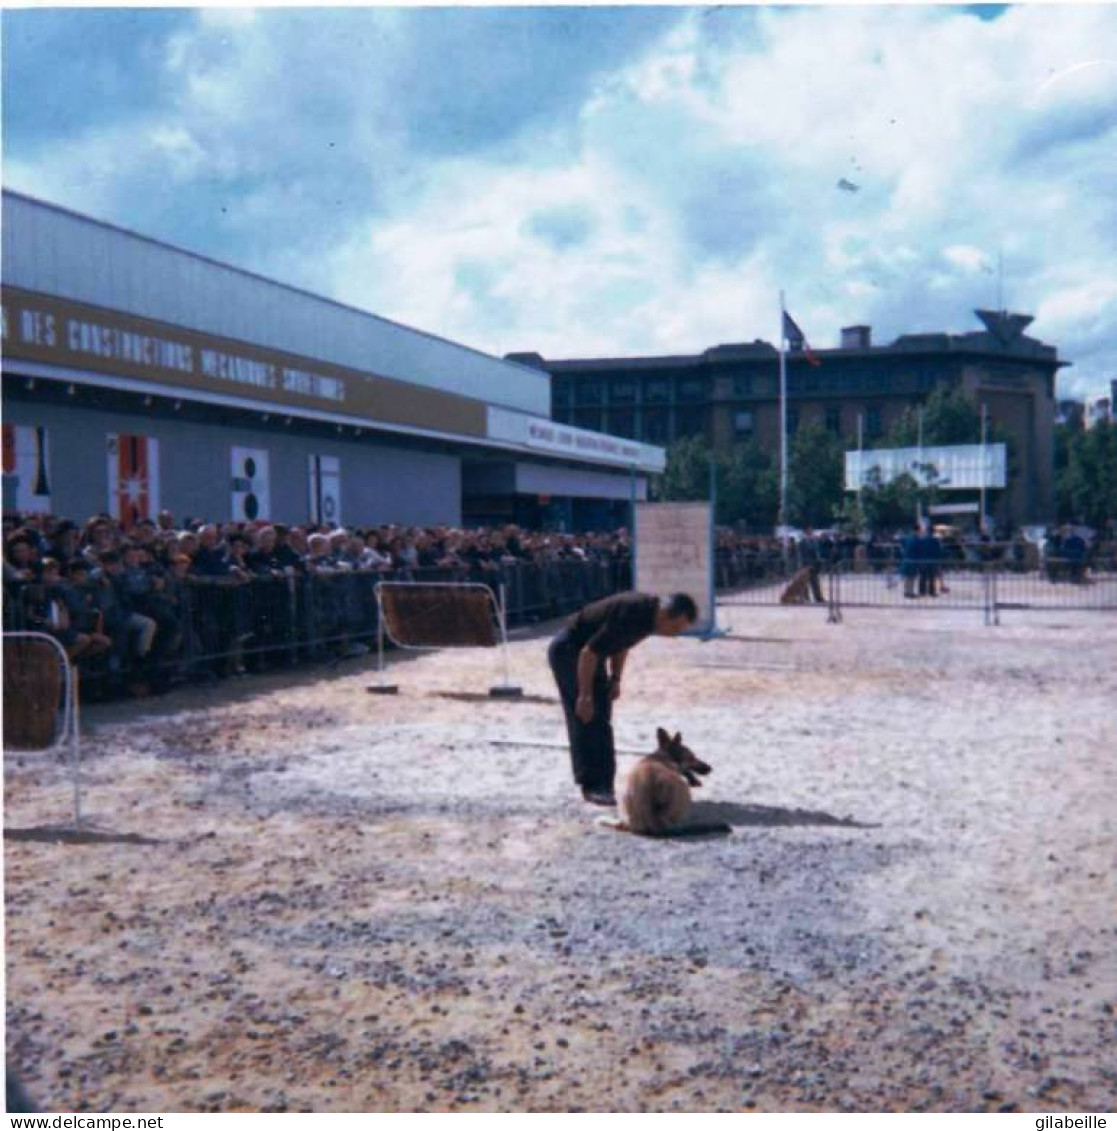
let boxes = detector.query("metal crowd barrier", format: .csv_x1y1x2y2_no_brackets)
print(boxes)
0,557,633,695
4,549,1112,697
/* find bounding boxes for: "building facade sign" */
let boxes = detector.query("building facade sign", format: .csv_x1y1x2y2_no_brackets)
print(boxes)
846,443,1007,491
487,406,665,474
1,286,488,441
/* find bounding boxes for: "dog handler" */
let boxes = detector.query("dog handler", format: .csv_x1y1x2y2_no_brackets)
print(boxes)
547,591,698,807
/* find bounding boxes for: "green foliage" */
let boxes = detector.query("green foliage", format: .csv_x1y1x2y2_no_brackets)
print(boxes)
786,423,846,529
854,467,941,531
722,439,779,529
654,435,779,529
654,435,716,505
882,385,985,448
1056,419,1117,529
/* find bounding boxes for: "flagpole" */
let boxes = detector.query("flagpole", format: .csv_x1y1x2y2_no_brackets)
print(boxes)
857,412,864,515
778,290,788,560
980,402,987,535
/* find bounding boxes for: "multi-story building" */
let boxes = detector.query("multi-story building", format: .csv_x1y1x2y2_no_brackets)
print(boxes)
510,312,1067,526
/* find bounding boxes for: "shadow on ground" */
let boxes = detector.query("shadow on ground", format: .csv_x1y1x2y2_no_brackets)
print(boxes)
690,799,877,829
433,691,558,705
3,824,163,846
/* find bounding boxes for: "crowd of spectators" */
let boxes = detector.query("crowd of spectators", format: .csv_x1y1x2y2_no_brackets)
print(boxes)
2,510,632,695
4,508,1113,697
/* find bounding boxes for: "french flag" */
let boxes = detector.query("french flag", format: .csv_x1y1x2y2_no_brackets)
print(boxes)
782,310,821,367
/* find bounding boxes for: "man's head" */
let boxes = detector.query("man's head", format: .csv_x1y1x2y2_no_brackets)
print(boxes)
654,592,698,636
67,559,92,584
133,519,157,545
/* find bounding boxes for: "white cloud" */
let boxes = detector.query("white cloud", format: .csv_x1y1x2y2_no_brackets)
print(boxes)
5,6,1115,400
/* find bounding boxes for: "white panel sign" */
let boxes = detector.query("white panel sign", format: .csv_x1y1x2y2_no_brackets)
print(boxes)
634,502,714,633
846,444,1006,491
487,406,666,473
308,454,342,526
106,433,160,525
231,446,270,521
2,424,52,513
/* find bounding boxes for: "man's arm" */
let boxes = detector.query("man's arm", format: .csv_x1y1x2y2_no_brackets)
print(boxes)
609,649,629,699
576,646,600,722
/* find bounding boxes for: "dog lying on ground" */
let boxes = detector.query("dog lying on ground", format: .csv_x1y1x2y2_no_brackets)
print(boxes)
620,728,714,836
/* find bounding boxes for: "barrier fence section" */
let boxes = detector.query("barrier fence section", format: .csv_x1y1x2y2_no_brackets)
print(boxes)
3,550,1113,698
1,559,630,693
2,631,84,827
716,543,1117,620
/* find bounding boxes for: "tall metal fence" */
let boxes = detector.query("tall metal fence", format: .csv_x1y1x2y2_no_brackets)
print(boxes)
1,559,630,693
716,545,1117,622
3,547,1113,698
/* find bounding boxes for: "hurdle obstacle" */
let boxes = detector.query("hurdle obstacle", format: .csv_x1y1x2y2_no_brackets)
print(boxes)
3,631,84,829
369,579,524,698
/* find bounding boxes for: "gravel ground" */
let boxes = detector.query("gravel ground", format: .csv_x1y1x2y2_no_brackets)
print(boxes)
5,603,1116,1113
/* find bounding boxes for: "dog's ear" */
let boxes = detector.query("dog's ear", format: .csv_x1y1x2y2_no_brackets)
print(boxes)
673,731,682,747
656,727,670,748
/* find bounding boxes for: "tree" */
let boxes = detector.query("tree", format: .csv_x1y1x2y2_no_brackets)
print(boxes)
654,435,716,505
854,467,941,532
879,384,1015,520
1057,419,1117,530
882,385,987,448
654,436,779,528
723,439,779,529
786,423,846,529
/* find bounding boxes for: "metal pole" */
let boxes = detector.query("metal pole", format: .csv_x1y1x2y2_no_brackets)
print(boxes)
500,582,512,688
980,403,988,535
69,660,83,829
916,406,925,529
778,290,788,561
367,582,399,694
857,413,864,499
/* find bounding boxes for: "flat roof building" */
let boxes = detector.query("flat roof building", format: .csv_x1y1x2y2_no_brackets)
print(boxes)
514,311,1068,527
2,190,663,532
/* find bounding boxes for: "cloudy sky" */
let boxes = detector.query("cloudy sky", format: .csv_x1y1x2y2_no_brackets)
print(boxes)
3,4,1115,399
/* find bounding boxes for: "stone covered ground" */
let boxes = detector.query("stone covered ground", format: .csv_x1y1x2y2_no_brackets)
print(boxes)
5,601,1116,1112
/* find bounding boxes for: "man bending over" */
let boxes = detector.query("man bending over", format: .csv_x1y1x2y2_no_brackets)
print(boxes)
548,591,698,807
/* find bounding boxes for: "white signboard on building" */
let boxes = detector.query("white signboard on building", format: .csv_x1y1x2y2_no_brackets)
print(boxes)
231,446,270,522
634,501,715,634
308,454,342,527
3,424,52,514
487,406,666,473
107,432,160,526
845,443,1006,491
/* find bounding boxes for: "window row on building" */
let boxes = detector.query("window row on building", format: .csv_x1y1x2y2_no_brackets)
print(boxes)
552,366,947,409
556,402,888,444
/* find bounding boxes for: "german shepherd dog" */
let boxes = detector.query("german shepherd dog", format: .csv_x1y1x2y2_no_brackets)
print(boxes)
620,728,713,836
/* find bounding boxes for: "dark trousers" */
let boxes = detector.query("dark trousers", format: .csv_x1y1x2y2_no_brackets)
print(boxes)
547,629,615,791
808,563,824,603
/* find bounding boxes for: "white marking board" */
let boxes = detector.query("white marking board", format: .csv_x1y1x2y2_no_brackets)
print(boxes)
634,501,715,634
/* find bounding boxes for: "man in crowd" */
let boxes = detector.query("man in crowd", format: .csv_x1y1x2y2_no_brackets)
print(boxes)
547,591,698,807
